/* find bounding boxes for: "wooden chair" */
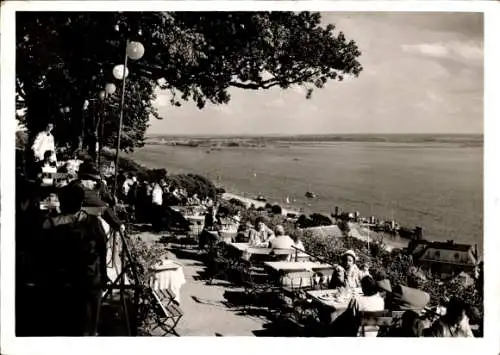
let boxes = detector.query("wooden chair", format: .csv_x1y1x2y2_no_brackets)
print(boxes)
149,289,183,336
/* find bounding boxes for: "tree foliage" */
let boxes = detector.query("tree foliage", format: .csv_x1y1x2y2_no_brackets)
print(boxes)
16,11,362,152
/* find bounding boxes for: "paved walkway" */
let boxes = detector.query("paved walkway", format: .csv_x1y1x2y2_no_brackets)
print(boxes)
139,232,268,336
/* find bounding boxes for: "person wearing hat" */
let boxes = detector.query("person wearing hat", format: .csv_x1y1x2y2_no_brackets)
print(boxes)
341,250,362,289
72,161,124,233
390,284,430,313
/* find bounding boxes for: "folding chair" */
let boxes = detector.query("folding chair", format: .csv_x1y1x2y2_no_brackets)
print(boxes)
149,289,183,336
279,271,315,323
239,260,280,312
206,242,233,285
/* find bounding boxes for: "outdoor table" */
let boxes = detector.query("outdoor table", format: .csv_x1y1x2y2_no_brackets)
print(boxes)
264,261,334,288
224,243,292,268
149,259,186,304
306,288,363,324
227,243,291,256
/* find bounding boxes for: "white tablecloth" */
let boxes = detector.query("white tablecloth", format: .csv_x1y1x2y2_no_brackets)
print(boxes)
150,260,186,304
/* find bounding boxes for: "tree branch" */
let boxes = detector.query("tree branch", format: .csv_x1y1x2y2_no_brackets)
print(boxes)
229,69,322,90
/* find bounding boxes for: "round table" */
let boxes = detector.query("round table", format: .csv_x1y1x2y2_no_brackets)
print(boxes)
149,259,186,304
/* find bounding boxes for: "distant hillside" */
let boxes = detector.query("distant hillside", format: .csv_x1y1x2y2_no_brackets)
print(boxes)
146,133,483,146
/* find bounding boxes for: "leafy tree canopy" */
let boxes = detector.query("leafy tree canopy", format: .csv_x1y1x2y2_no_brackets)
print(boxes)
16,11,362,152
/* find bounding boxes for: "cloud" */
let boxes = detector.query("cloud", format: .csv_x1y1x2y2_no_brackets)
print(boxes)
401,40,483,63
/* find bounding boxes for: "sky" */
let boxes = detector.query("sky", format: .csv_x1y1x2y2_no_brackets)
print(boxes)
148,12,484,136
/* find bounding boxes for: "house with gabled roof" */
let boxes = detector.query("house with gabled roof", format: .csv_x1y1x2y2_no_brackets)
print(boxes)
408,239,479,277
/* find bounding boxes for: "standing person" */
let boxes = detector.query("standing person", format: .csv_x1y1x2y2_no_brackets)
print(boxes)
75,161,124,233
151,181,164,232
122,174,135,200
32,123,57,163
39,183,108,336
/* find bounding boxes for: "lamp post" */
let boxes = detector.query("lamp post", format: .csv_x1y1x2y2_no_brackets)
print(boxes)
112,40,144,196
95,83,116,168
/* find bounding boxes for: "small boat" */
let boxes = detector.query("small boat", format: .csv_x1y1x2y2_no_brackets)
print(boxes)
305,191,317,198
256,195,267,202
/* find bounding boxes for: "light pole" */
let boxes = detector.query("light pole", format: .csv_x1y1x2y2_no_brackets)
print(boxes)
111,39,144,196
96,83,117,168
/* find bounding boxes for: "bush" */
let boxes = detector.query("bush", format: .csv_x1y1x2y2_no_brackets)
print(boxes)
309,213,333,226
271,204,282,215
229,198,247,209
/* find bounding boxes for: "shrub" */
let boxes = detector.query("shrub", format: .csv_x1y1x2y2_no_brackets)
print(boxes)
229,198,247,209
271,204,282,215
309,213,333,226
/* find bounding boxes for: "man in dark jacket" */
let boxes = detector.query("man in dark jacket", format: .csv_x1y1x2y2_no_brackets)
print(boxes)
39,183,108,336
75,161,124,233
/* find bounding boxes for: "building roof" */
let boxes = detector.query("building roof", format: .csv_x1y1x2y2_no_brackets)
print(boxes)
425,242,472,252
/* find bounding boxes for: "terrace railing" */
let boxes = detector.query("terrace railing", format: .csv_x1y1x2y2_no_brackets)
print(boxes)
100,227,142,335
291,246,334,265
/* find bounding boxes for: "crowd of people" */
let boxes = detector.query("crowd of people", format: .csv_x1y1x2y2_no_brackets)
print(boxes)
17,122,216,335
315,249,479,337
16,123,482,338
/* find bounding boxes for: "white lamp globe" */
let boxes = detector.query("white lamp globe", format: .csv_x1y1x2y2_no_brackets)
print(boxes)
126,41,145,60
105,83,117,95
113,64,129,80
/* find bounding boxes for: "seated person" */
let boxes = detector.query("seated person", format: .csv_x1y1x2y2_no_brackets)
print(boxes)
388,310,425,337
64,152,83,175
268,225,295,250
38,150,57,185
389,284,430,313
424,297,474,337
348,276,386,337
328,250,362,290
359,262,371,279
191,193,201,206
248,217,274,247
232,210,241,224
291,234,305,251
289,233,309,261
235,223,250,243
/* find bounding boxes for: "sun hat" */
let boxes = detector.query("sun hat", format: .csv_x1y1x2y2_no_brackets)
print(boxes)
342,249,357,262
376,279,392,293
391,284,430,312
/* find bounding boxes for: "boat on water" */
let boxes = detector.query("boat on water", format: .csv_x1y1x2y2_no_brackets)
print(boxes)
305,191,317,198
255,194,267,202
